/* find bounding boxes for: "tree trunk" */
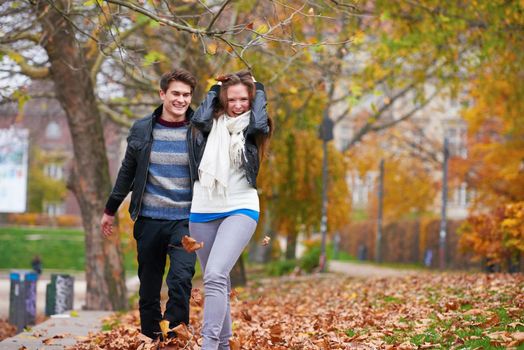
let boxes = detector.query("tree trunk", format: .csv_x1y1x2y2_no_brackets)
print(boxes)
286,231,297,260
36,0,127,310
261,230,276,263
230,256,247,288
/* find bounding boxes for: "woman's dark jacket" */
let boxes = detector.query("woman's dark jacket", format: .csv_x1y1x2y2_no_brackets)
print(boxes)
189,82,270,188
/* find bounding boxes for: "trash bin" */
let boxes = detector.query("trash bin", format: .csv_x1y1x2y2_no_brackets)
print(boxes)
45,274,74,316
9,271,38,333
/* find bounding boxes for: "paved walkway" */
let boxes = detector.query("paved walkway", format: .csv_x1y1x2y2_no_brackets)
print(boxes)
0,271,140,349
0,311,112,350
328,260,419,277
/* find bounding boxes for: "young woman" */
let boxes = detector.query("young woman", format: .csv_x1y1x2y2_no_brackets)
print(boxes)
189,71,272,349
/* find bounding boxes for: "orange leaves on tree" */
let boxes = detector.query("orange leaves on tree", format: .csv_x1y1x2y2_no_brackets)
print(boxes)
459,202,524,268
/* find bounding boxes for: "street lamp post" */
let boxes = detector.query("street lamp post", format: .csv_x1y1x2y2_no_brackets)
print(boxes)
439,136,449,269
319,110,333,272
376,159,384,263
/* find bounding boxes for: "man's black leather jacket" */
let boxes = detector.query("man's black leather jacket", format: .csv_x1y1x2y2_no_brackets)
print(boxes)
104,105,196,220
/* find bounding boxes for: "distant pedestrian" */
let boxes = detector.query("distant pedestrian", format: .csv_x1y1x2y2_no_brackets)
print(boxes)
31,255,42,275
424,249,433,267
358,244,368,261
189,71,272,349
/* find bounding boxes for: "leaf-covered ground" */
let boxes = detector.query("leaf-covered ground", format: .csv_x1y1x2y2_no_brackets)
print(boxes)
0,319,17,341
71,272,524,349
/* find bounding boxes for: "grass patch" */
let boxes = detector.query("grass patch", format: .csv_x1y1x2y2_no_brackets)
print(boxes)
327,243,356,261
344,329,356,337
383,295,403,304
0,226,135,271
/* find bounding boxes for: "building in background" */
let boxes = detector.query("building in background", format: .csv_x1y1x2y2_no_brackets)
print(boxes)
0,82,126,220
332,87,471,220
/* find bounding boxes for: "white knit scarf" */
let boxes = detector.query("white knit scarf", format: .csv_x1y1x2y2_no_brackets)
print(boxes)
198,111,251,197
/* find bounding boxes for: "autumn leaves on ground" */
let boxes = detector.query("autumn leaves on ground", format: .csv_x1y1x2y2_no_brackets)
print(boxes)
70,272,524,350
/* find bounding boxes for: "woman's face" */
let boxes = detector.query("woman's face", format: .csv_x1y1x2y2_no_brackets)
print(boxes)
226,83,250,117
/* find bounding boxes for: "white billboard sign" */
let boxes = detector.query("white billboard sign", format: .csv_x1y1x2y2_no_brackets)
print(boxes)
0,127,29,213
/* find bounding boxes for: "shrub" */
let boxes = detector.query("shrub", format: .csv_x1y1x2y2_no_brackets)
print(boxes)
7,213,40,226
299,241,322,273
56,215,82,227
265,259,297,276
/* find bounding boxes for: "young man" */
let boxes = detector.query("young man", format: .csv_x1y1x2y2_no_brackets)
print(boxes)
101,68,197,339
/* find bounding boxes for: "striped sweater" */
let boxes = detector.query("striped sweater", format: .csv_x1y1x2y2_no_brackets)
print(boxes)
140,118,191,220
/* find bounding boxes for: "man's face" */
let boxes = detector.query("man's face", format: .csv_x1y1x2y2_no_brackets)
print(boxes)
160,80,192,121
226,83,250,118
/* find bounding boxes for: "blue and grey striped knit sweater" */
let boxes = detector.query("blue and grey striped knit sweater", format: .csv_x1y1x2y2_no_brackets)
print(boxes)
140,119,191,220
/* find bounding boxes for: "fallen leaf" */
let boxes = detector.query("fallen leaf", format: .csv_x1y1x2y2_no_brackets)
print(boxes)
464,308,484,316
159,319,170,339
182,235,204,253
229,337,241,350
241,309,252,322
190,288,203,307
261,235,271,246
230,288,239,300
270,323,283,343
172,323,191,341
511,332,524,341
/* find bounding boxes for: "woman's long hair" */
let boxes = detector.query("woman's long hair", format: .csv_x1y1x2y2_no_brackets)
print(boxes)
215,70,273,161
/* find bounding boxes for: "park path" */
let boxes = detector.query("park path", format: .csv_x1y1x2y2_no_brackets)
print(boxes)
0,311,113,350
328,260,419,278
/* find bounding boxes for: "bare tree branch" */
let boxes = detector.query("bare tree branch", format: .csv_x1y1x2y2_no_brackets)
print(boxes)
206,0,232,32
0,46,49,78
370,88,440,132
342,87,440,151
98,103,132,128
90,19,151,83
43,0,101,43
0,32,41,45
103,0,225,35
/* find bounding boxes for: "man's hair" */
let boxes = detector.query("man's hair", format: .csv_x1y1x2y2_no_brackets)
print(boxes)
160,68,197,93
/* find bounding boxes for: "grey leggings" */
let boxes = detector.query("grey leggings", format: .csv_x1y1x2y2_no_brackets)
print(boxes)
189,215,257,350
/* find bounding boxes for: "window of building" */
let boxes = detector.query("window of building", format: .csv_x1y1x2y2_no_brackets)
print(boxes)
338,125,352,151
350,172,375,207
44,163,64,180
45,121,62,140
452,182,469,208
44,201,65,217
446,126,467,158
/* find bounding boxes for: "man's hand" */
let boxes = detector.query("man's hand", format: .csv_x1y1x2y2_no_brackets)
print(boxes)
101,213,115,238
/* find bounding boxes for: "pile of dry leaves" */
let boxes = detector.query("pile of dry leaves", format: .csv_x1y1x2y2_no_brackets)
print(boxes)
70,272,524,349
0,319,17,341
